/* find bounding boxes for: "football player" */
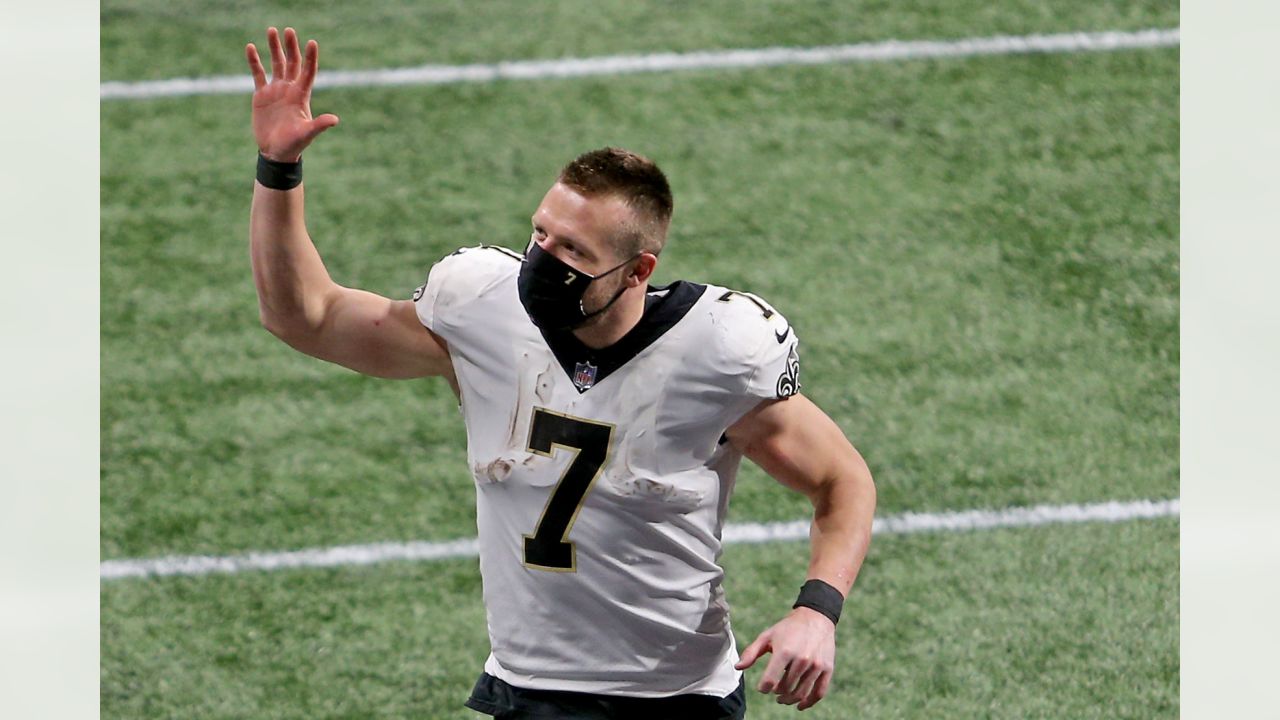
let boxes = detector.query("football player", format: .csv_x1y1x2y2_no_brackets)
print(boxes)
247,27,876,718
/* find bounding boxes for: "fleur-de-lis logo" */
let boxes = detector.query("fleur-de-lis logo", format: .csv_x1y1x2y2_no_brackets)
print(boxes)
775,344,801,398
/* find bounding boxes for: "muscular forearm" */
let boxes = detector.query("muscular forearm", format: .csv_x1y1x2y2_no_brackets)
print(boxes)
240,30,448,382
734,445,874,709
805,461,876,598
250,181,336,334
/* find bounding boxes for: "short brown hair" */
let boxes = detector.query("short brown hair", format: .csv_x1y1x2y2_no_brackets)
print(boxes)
557,147,673,258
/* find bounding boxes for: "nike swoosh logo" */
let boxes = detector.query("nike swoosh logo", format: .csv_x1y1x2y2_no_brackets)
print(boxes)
775,325,791,344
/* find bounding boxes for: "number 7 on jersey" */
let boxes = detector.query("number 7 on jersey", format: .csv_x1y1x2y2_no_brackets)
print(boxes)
522,408,614,572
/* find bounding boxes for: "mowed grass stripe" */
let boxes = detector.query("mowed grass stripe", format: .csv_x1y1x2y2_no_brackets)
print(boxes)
101,27,1179,99
100,517,1178,719
100,0,1179,82
101,498,1177,580
101,49,1178,557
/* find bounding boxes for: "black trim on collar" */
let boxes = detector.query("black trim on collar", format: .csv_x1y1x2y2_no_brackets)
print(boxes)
536,281,707,393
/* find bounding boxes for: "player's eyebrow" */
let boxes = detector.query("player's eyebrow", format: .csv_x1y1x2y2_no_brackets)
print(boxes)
567,238,596,261
532,220,596,262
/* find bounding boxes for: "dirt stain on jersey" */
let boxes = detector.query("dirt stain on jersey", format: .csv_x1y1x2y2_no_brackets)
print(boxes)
695,577,731,634
474,457,514,484
534,365,554,404
605,475,704,514
504,355,556,450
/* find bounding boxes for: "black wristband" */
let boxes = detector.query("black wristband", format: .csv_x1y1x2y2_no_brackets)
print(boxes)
256,152,302,190
792,579,844,626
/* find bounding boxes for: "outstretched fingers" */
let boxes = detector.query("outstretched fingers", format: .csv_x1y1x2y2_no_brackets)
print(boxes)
299,39,320,94
245,44,267,90
284,27,303,82
267,27,286,82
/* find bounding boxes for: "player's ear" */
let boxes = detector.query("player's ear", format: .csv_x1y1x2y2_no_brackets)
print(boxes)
630,252,658,286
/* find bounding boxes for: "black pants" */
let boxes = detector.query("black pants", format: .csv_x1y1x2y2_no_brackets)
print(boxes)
465,672,747,720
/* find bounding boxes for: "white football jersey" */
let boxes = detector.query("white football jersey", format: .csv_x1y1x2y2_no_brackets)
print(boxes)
412,245,801,698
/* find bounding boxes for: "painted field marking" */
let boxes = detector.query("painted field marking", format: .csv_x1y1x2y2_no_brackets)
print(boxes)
101,498,1178,581
101,28,1179,100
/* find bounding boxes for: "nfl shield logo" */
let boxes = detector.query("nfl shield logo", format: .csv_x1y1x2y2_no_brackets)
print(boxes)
573,361,598,391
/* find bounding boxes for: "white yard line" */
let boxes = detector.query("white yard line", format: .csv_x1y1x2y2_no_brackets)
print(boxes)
100,498,1178,581
100,28,1179,100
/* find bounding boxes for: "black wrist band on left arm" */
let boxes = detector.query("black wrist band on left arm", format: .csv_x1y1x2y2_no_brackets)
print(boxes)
792,578,844,626
256,153,302,190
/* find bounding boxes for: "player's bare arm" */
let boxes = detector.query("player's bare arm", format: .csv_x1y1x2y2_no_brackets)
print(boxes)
727,394,877,711
246,27,452,381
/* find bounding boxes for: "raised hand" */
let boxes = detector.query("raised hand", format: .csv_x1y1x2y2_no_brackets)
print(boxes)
245,27,339,163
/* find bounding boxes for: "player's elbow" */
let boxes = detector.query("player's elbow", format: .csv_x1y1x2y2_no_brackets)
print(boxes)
844,452,876,502
258,298,325,339
819,456,876,516
859,469,877,512
258,286,337,342
259,312,322,357
260,311,303,343
259,309,285,336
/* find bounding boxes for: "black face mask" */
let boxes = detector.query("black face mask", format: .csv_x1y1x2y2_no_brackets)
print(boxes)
517,242,637,331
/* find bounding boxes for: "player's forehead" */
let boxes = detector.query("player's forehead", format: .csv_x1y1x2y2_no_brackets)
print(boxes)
532,183,632,255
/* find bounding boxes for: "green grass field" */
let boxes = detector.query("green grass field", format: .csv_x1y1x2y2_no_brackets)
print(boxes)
101,1,1178,716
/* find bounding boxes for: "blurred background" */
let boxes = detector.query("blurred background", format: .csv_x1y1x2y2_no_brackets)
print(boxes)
100,2,1179,717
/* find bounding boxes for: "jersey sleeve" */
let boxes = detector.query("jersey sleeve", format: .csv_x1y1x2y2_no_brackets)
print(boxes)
410,259,448,333
707,288,803,403
410,244,523,339
743,316,802,401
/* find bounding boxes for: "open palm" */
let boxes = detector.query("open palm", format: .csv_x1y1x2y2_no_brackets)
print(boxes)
246,27,339,163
